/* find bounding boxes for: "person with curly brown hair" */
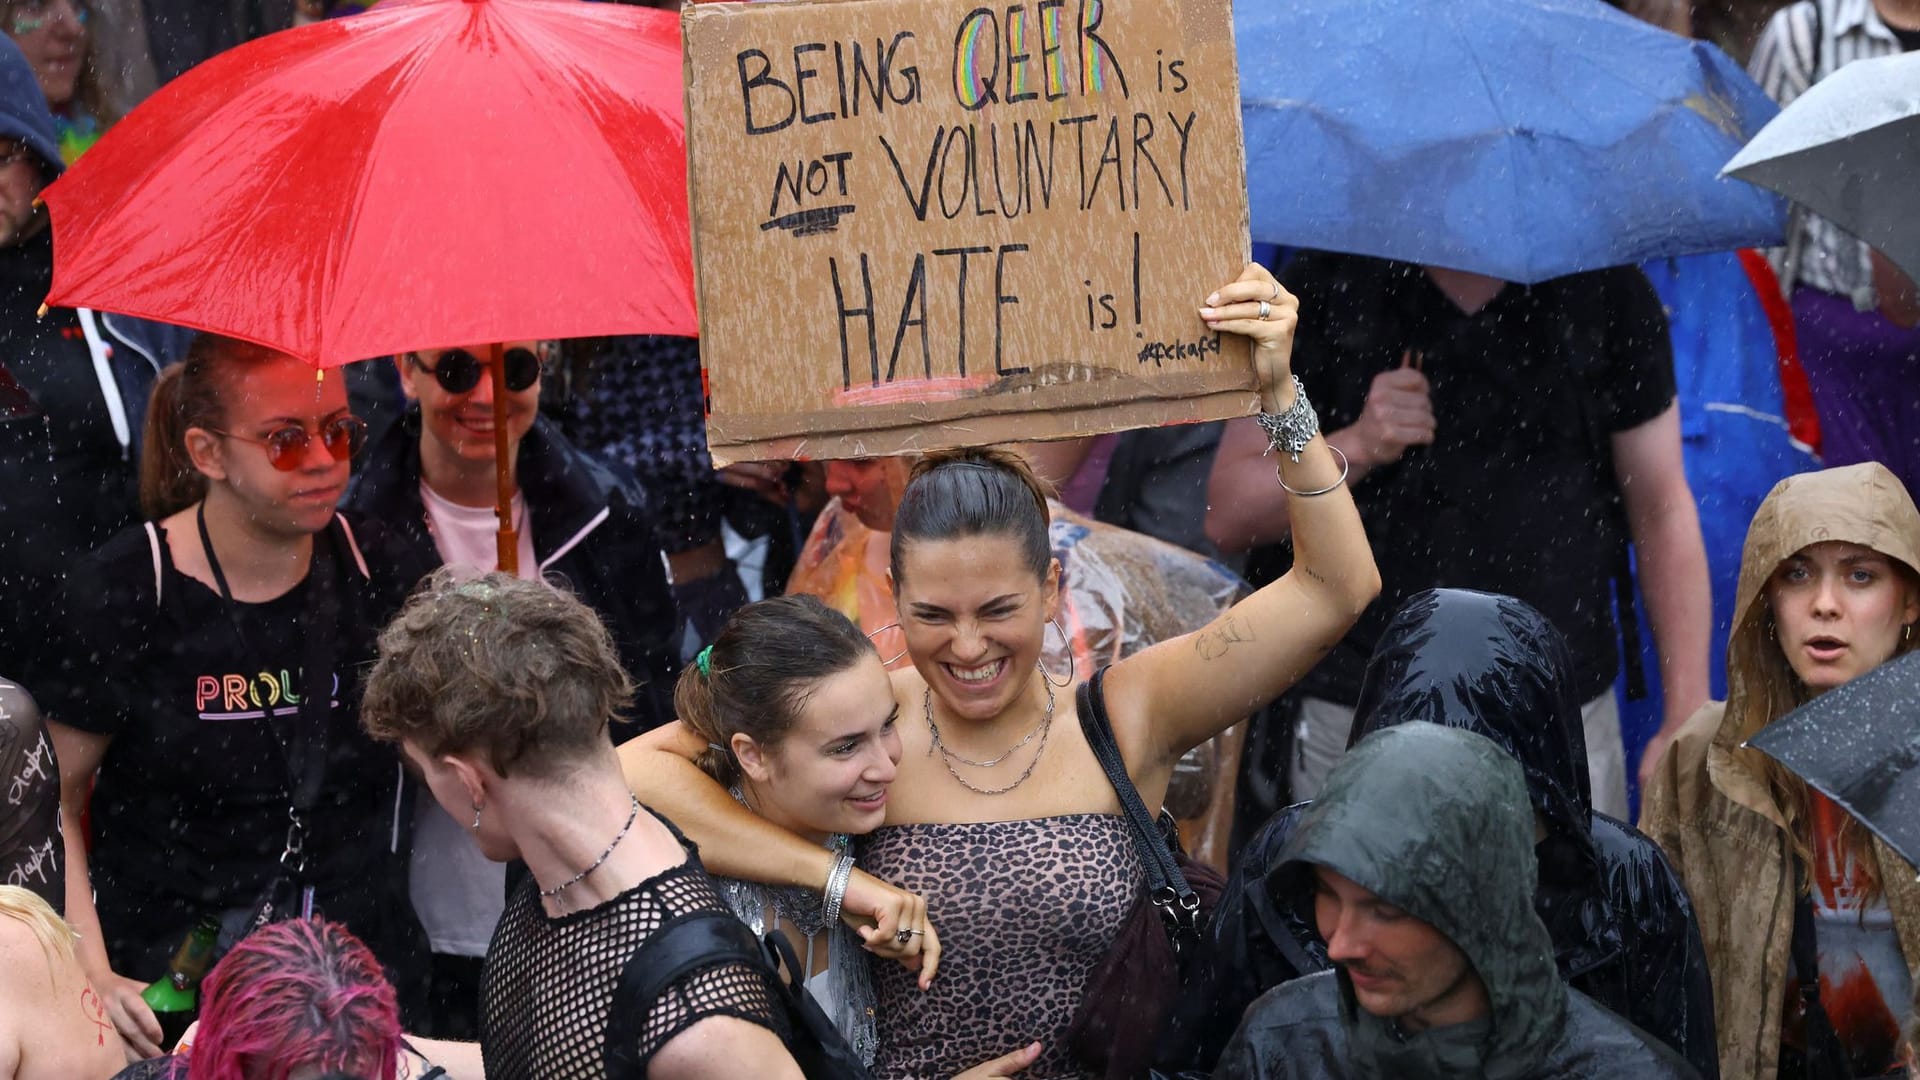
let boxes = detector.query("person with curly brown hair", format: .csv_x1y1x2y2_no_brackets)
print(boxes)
361,570,801,1080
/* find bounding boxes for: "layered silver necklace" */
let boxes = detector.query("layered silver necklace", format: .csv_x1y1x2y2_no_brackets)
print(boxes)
923,671,1056,796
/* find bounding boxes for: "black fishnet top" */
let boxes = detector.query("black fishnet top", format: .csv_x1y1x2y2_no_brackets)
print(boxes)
480,822,788,1079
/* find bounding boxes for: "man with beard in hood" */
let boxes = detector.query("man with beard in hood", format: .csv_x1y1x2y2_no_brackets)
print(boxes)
1164,590,1715,1077
1216,722,1696,1079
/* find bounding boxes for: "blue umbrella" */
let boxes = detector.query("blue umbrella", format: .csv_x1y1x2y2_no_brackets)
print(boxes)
1239,0,1788,283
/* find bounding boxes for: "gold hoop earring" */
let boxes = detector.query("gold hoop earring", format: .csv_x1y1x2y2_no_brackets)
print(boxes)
867,623,909,666
1040,618,1076,688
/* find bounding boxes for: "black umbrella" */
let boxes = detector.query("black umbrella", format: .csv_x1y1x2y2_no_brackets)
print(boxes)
1747,650,1920,868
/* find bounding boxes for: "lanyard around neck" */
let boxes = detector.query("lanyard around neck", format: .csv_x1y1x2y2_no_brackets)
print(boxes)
195,501,340,874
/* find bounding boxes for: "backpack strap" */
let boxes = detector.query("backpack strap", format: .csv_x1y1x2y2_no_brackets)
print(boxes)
604,911,768,1079
144,521,164,607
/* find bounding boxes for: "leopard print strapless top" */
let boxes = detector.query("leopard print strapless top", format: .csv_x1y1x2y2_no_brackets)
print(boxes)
862,814,1143,1080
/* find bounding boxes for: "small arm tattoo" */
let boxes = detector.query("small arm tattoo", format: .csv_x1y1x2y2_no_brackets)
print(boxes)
1195,616,1256,661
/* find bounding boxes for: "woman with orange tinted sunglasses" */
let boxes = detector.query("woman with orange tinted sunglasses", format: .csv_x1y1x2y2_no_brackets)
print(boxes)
33,334,421,1061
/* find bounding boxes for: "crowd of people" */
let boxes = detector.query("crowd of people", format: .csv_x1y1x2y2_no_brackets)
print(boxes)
0,0,1918,1079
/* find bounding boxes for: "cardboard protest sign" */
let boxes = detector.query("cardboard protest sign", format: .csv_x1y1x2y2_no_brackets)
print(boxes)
685,0,1254,465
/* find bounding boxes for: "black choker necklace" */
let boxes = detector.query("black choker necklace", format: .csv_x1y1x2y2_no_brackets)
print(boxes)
540,794,641,901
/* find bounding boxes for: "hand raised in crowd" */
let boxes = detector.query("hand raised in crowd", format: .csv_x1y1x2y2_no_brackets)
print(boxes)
842,866,941,990
1345,355,1436,471
1200,262,1301,413
93,966,165,1061
952,1041,1044,1079
717,461,828,515
717,461,793,504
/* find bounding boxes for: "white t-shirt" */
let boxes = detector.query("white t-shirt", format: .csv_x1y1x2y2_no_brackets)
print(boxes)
408,481,537,957
418,482,538,580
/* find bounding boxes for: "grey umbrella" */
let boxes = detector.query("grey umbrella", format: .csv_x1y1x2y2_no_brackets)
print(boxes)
1746,649,1920,869
1723,51,1920,286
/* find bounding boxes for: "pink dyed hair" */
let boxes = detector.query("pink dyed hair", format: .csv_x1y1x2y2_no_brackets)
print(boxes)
188,918,401,1080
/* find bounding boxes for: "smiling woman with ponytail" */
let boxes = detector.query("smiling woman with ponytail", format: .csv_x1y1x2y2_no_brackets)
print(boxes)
33,334,419,1060
654,595,908,1066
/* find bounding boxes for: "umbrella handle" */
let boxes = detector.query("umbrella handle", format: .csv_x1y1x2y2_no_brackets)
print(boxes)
492,342,520,575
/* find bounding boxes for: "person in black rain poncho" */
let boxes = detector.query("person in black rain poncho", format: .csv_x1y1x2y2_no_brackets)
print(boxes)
1216,721,1696,1079
1169,590,1713,1077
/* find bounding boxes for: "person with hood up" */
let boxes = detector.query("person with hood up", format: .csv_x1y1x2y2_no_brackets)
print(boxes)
0,34,190,675
343,340,682,1039
1166,590,1714,1077
1641,461,1920,1080
1217,721,1697,1079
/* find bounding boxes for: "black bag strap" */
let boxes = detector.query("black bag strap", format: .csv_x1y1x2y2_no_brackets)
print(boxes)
605,911,768,1079
1077,668,1201,943
1790,862,1855,1080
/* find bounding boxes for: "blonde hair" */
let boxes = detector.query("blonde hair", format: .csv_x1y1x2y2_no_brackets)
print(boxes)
0,885,77,973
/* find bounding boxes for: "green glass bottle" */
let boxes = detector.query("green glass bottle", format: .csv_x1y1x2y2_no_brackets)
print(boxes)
141,916,220,1049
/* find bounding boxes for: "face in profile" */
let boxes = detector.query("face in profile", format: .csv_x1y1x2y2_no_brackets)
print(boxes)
892,532,1060,723
825,458,909,533
1767,541,1920,693
736,652,901,838
1313,866,1486,1032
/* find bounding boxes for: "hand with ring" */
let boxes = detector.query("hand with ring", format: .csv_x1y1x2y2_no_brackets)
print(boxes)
842,866,942,989
1199,263,1301,414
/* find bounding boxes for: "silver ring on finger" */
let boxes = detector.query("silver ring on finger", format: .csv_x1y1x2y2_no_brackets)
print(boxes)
1258,300,1272,321
895,928,924,944
1269,281,1282,301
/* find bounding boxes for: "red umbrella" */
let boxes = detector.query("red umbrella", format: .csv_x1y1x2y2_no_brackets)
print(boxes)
42,0,696,569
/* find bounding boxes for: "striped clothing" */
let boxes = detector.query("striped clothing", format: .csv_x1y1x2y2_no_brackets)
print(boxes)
1748,0,1909,310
